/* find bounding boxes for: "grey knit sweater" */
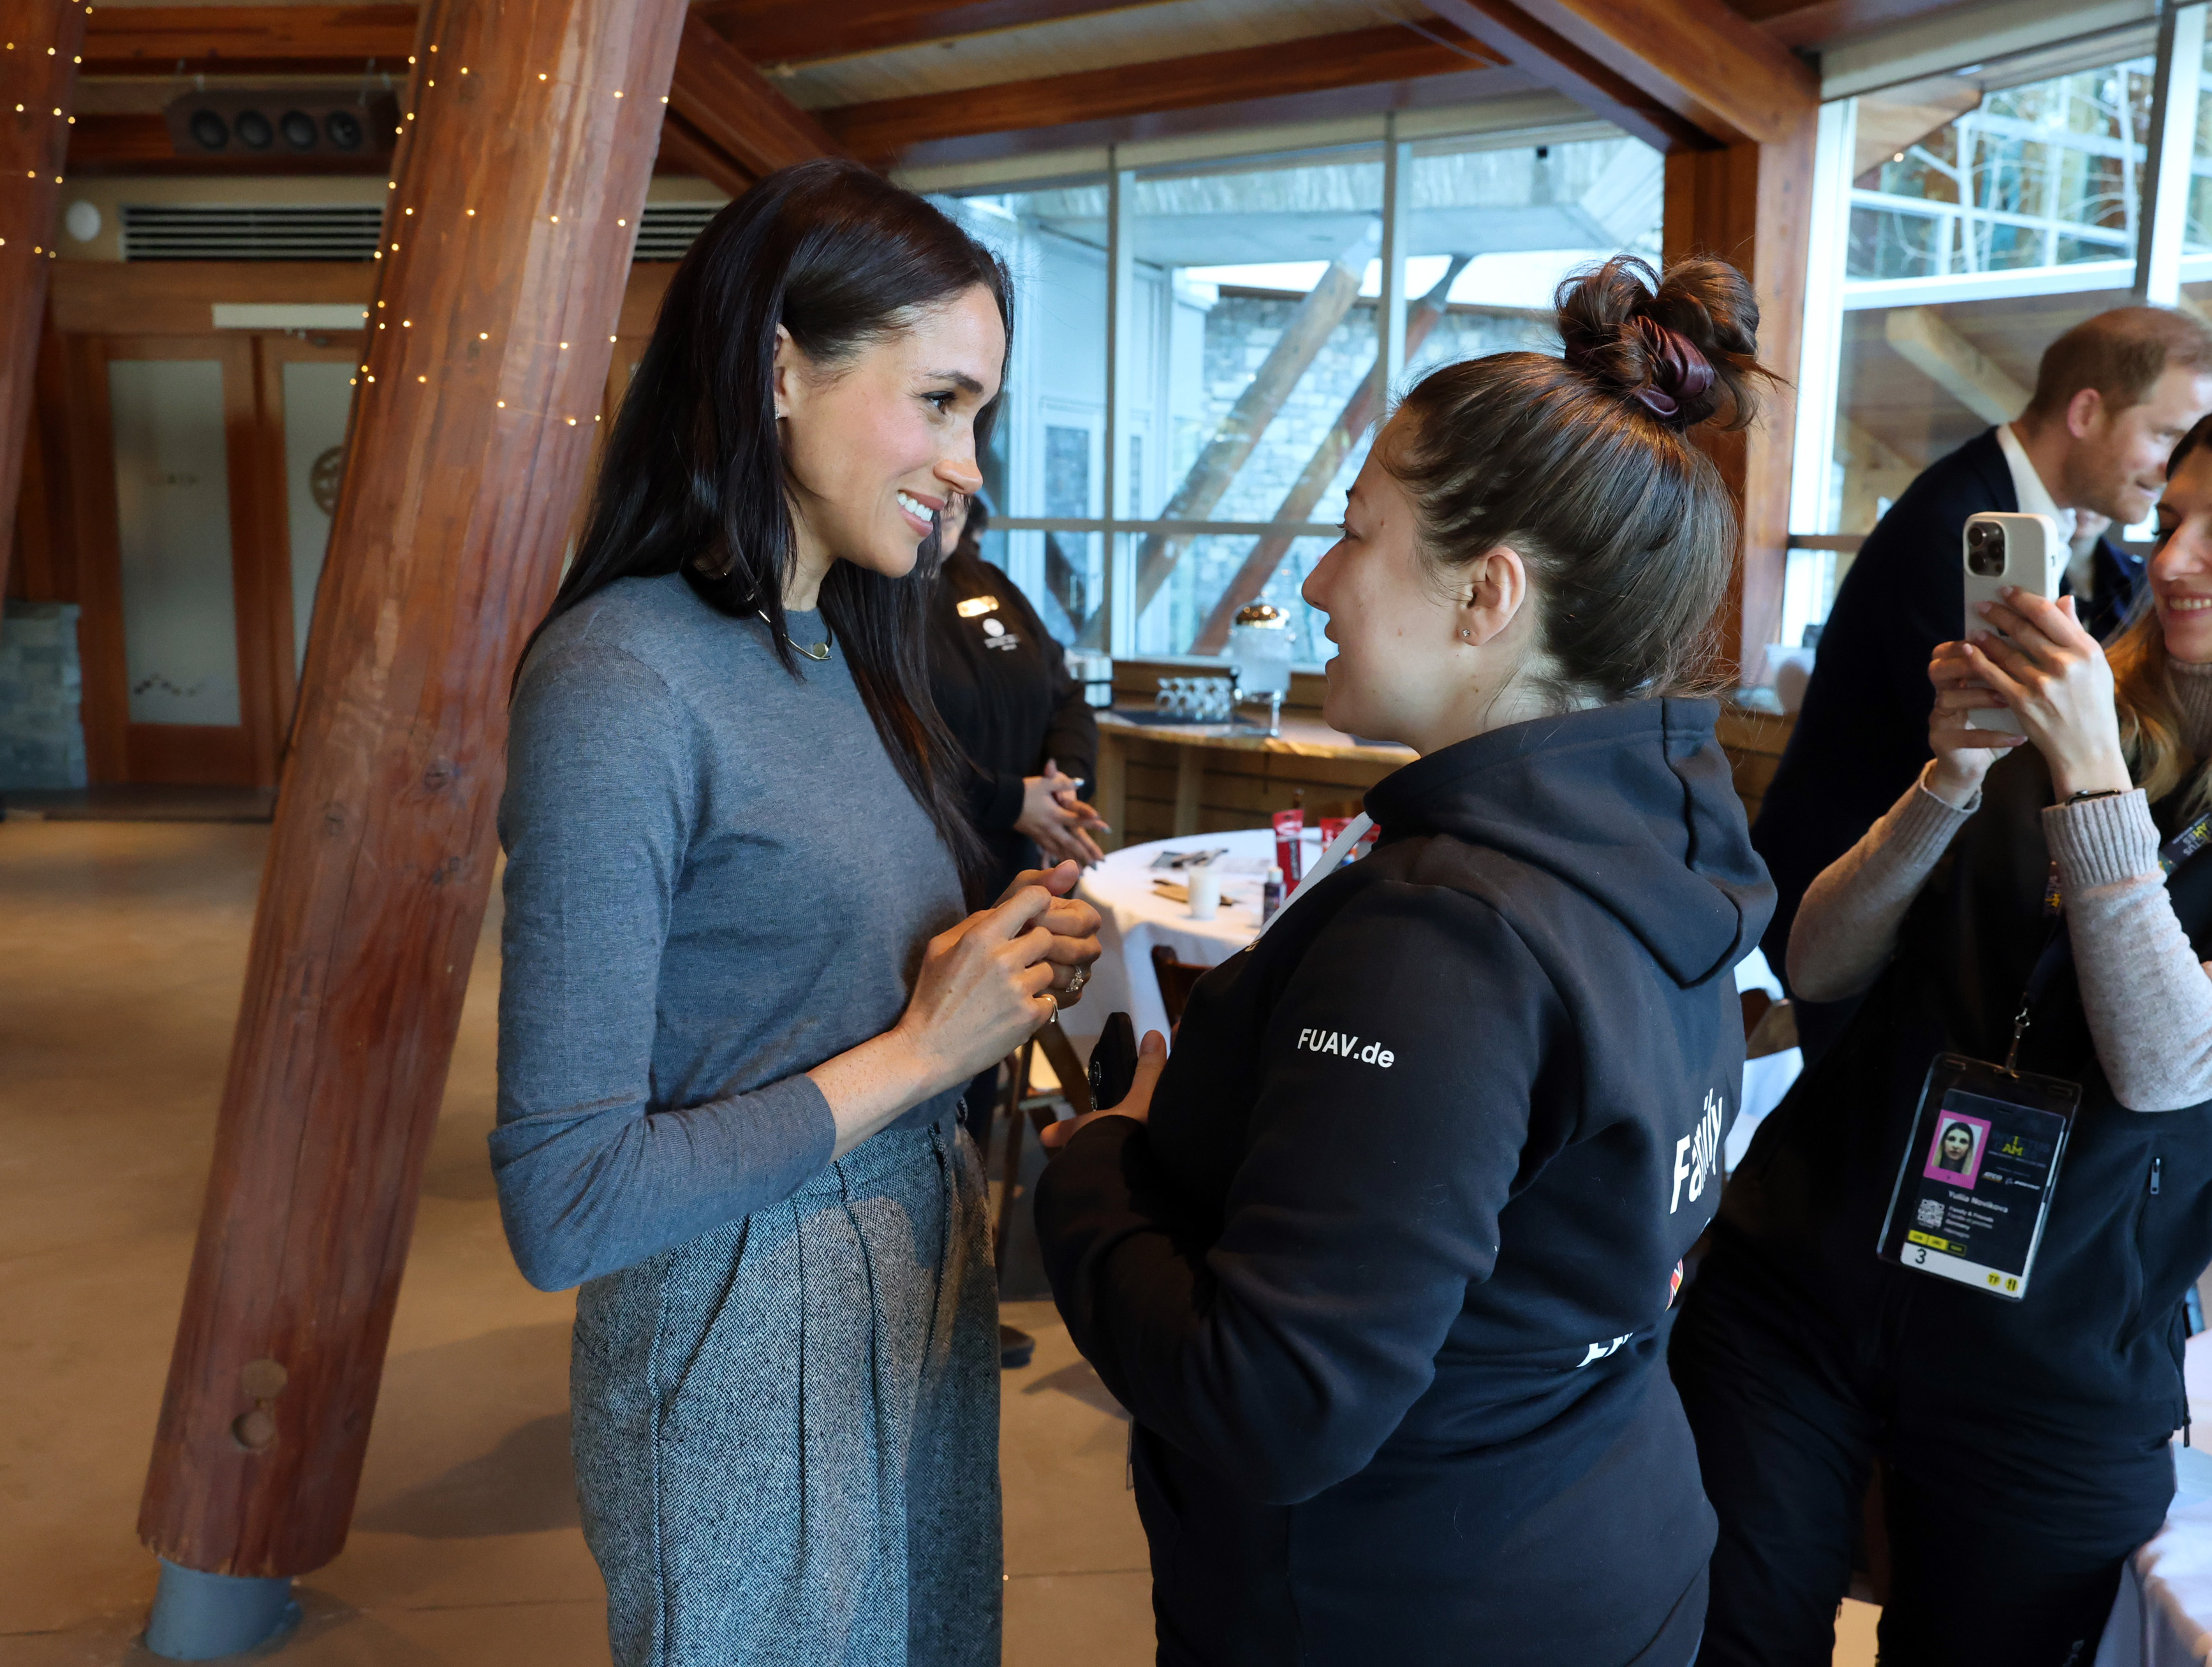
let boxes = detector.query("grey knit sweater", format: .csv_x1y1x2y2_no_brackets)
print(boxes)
492,573,968,1291
1789,657,2212,1111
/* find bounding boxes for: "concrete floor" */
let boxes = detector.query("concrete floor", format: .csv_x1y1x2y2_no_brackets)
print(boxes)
0,818,1872,1667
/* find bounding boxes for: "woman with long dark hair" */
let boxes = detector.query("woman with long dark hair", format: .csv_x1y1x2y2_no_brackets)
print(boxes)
492,160,1099,1667
1033,258,1777,1664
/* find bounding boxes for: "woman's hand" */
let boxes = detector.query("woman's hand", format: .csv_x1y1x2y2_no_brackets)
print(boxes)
1039,1029,1167,1151
993,861,1102,1005
1926,640,2026,807
1956,589,2132,799
894,885,1068,1092
1015,760,1110,865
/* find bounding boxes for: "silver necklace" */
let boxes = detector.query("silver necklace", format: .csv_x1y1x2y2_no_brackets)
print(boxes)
760,610,830,661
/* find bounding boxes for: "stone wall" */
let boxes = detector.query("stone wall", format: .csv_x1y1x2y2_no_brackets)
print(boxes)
0,603,88,792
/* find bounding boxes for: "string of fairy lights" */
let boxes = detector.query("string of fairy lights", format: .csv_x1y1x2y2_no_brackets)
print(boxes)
1,3,92,263
351,34,670,436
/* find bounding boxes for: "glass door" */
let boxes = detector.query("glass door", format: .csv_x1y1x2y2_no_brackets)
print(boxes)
78,335,277,786
259,334,364,719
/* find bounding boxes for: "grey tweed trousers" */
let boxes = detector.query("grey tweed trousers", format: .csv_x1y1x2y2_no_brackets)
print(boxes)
571,1112,1001,1667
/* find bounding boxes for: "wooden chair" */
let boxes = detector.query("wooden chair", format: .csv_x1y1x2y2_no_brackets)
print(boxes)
1150,944,1209,1029
1739,988,1797,1059
990,1020,1091,1272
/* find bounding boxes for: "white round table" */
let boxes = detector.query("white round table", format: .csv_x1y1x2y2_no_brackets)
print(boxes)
1063,828,1299,1050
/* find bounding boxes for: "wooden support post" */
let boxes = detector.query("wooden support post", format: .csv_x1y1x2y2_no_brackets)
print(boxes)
0,0,87,608
136,0,689,1580
1173,746,1204,837
1664,115,1817,682
1080,224,1379,645
1096,728,1127,854
1191,256,1471,654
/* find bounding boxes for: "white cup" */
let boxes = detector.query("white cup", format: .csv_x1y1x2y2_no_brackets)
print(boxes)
1185,863,1220,920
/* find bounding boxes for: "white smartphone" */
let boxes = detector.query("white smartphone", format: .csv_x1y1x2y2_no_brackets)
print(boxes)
1961,511,2064,735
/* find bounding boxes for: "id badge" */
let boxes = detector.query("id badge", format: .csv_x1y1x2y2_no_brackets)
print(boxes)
1876,1054,2080,1301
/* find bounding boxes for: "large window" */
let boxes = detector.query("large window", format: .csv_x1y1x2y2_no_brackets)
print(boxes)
932,123,1662,668
1786,18,2212,665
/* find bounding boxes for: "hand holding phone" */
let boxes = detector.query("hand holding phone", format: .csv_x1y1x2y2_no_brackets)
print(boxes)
1961,512,2063,735
1088,1012,1139,1110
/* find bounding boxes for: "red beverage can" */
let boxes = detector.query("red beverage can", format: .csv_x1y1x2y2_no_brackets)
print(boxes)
1272,808,1304,884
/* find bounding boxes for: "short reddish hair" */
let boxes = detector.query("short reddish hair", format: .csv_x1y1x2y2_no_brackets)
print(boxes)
2025,305,2212,422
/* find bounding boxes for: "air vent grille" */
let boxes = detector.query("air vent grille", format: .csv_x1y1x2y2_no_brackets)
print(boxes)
634,203,718,260
117,200,723,263
122,204,386,261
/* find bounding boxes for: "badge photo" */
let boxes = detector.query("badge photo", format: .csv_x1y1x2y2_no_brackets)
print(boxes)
1924,1112,1990,1187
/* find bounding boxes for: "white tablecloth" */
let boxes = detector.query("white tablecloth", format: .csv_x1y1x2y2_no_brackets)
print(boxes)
1063,828,1291,1051
2096,1333,2212,1664
1069,831,1807,1146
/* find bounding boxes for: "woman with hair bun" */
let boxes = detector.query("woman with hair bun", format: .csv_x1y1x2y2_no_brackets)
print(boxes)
1031,256,1778,1666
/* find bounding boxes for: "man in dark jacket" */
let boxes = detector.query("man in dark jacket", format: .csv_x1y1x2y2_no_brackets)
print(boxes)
1755,306,2212,1057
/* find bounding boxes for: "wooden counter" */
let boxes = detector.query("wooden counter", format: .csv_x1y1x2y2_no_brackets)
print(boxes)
1090,692,1797,848
1095,707,1414,844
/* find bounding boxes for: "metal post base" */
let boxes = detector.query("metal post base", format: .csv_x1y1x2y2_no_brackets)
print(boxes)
144,1559,298,1661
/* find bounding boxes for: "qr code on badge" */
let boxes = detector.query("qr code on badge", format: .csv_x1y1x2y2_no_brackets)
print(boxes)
1915,1198,1945,1229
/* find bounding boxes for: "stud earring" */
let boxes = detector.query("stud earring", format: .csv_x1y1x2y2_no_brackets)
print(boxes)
1459,628,1471,639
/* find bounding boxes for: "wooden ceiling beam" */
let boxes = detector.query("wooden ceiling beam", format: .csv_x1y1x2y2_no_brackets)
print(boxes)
1422,0,1711,153
1725,0,1990,52
822,22,1498,164
81,4,417,76
1460,0,1818,146
697,0,1135,66
665,10,844,192
66,112,391,174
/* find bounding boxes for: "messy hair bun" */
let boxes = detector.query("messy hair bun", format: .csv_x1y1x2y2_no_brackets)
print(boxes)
1380,254,1776,705
1555,256,1764,433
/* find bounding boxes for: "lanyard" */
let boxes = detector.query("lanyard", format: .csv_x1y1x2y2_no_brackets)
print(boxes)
2009,806,2212,1070
1254,812,1372,940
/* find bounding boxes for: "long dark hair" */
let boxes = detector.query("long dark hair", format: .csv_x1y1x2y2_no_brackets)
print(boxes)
526,159,1005,895
1385,256,1774,706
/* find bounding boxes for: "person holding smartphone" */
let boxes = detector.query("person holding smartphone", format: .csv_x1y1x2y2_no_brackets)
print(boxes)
1672,412,2212,1666
494,161,1098,1667
1031,257,1778,1665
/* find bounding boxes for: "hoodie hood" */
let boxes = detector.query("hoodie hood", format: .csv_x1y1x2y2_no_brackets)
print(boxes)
1361,696,1773,987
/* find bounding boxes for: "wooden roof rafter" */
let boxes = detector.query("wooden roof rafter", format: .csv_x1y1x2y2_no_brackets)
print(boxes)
696,0,1141,66
823,20,1501,163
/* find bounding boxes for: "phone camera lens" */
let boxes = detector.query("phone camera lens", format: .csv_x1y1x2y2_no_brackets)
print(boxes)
1967,523,2007,577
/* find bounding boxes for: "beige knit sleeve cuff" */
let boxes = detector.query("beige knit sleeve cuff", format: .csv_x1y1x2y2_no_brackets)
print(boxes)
2044,789,2161,892
1892,762,1978,862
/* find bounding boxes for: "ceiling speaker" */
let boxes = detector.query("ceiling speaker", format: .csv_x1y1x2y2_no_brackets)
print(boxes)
163,90,401,161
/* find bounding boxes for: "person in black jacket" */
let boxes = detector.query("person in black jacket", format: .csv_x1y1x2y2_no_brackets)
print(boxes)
1030,257,1778,1666
928,492,1107,886
1674,413,2212,1666
1754,307,2212,1059
928,492,1109,1368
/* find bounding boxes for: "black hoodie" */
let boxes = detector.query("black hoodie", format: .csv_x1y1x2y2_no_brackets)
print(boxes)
1035,698,1776,1667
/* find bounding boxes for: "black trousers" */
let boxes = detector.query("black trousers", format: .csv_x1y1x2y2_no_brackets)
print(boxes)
1670,1261,2173,1667
957,1064,999,1149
